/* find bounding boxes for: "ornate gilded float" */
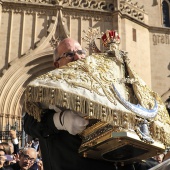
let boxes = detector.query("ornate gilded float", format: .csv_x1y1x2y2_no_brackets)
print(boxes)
25,29,170,165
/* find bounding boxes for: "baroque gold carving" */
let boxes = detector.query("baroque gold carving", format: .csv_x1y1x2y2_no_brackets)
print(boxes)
25,52,170,148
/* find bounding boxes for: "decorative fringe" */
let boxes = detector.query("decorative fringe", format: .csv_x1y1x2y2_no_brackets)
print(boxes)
25,84,170,146
25,85,132,121
25,101,43,122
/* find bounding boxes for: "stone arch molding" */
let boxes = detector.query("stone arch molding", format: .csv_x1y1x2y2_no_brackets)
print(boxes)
0,10,68,130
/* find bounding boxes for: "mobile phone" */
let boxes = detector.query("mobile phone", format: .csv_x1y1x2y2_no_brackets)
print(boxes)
5,155,13,161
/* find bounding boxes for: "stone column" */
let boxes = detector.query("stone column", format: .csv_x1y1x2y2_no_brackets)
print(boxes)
0,1,2,33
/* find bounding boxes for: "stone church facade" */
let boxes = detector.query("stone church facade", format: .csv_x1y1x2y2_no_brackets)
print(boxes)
0,0,169,132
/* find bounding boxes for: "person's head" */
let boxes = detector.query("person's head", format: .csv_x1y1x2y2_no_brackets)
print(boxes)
0,149,6,168
154,153,164,163
9,129,17,139
53,38,86,68
19,147,37,170
0,142,12,155
0,149,5,156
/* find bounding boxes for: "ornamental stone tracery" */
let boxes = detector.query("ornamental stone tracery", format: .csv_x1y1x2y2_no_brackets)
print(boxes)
120,0,145,22
2,0,115,12
62,11,112,22
2,0,147,23
2,6,56,15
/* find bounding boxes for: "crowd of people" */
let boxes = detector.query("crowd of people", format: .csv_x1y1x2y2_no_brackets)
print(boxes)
0,37,169,170
0,133,169,170
0,130,43,170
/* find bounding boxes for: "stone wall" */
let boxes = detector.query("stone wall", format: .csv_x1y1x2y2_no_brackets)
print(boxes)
0,0,169,131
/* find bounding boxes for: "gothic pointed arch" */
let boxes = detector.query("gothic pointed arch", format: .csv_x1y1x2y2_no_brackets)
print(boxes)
0,9,69,130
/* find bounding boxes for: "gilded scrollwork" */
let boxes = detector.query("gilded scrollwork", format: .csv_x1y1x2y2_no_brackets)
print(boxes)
111,112,118,126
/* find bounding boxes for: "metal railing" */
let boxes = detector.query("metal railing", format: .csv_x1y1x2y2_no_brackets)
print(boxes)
0,131,22,143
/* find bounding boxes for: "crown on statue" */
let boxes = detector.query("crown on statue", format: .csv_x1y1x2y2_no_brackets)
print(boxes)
101,29,120,47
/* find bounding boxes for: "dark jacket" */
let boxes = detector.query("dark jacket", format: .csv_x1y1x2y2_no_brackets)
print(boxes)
0,167,6,170
24,110,139,170
134,158,159,170
3,162,21,170
3,161,37,170
13,144,19,155
24,110,136,170
29,162,38,170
